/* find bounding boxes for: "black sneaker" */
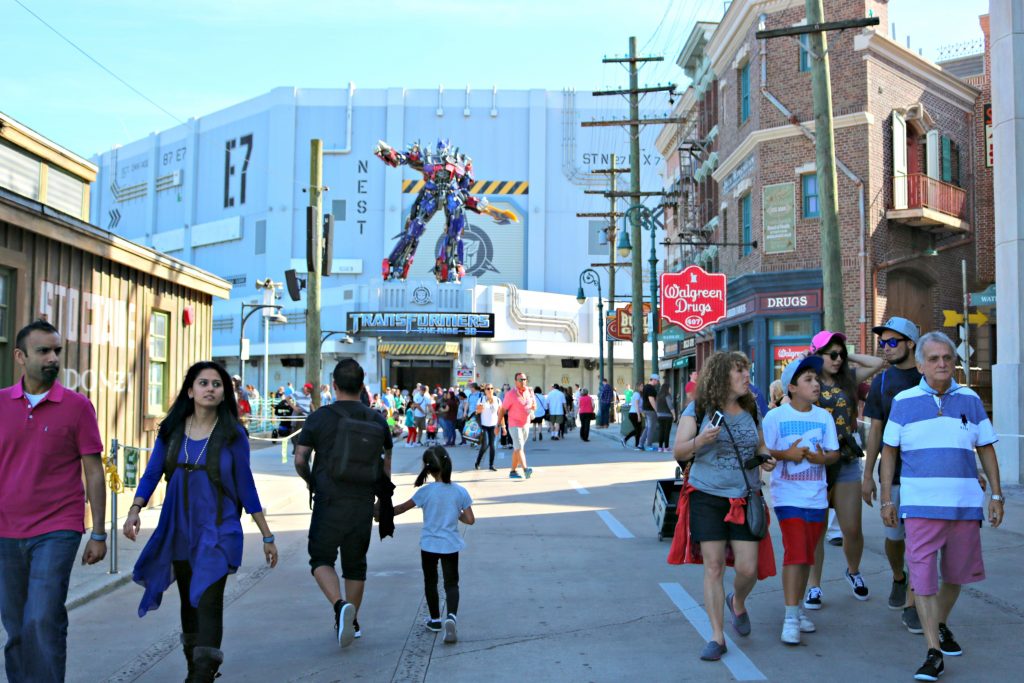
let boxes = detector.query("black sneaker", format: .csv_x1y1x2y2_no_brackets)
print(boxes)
902,606,923,634
914,648,944,681
425,618,443,632
844,569,869,600
353,618,362,639
889,575,908,610
938,623,962,656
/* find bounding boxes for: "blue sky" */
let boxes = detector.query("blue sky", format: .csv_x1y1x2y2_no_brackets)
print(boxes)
1,0,989,158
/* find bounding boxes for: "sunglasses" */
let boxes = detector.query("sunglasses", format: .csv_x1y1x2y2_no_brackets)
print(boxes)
818,350,845,361
878,338,905,348
515,377,527,382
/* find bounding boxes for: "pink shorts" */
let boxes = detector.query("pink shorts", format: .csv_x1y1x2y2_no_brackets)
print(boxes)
904,518,985,596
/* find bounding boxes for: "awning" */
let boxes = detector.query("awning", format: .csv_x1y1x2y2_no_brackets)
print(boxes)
377,341,460,356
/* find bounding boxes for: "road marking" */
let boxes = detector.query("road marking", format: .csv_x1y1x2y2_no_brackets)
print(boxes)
569,480,590,494
596,510,634,538
659,582,767,681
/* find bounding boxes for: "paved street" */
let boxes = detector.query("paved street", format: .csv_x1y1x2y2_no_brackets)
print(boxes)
20,431,1024,683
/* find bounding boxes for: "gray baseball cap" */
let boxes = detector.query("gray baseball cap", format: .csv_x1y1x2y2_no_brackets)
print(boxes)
872,317,920,343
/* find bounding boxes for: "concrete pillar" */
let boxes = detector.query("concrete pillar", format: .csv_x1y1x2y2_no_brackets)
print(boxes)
990,0,1024,484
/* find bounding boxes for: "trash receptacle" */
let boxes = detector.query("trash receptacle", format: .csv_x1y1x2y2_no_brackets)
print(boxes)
652,478,683,542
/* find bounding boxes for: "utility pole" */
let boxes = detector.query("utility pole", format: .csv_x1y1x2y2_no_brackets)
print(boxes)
756,8,878,335
306,139,324,410
587,36,678,386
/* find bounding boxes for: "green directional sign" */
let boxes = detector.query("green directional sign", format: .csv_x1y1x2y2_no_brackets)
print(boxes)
969,284,996,308
661,324,687,342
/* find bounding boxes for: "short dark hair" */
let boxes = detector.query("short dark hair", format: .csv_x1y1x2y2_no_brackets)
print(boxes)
16,320,60,353
332,358,365,394
788,366,819,397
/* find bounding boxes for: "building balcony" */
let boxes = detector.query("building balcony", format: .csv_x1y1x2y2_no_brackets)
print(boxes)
887,173,970,233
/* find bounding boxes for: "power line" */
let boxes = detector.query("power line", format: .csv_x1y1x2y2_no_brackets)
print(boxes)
12,0,185,125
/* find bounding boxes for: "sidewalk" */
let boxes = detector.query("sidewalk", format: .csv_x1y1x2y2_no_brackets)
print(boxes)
0,440,299,645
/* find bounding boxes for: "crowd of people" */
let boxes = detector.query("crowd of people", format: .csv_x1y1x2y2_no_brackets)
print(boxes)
669,317,1005,683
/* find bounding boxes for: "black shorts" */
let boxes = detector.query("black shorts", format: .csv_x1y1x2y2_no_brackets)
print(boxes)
688,489,761,543
308,495,374,581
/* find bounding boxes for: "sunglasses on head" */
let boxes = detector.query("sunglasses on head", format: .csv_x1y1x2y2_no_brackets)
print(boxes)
878,337,904,348
818,350,845,361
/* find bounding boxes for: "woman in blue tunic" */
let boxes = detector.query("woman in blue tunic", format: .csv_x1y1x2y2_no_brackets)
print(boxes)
123,361,278,682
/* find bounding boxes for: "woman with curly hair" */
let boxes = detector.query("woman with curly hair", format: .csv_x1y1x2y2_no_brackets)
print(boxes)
673,351,776,661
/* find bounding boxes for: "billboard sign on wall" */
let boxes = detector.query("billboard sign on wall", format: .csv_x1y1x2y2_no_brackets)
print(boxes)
762,182,796,254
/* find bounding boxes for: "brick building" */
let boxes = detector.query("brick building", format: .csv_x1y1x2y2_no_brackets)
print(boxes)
657,0,994,403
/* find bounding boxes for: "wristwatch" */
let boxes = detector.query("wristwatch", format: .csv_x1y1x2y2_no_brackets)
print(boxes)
991,494,1005,502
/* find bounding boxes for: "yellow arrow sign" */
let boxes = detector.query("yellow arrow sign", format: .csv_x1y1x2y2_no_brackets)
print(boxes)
943,310,989,327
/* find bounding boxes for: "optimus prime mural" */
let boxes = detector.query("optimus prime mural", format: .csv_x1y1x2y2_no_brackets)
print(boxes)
374,139,518,283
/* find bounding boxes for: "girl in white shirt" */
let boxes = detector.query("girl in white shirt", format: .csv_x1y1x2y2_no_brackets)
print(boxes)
473,385,501,471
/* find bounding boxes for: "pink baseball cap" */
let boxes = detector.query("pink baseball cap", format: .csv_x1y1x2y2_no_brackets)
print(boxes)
810,330,846,354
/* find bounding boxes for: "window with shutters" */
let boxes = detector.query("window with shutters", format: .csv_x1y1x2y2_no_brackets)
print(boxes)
799,35,811,72
740,64,750,123
801,174,820,218
740,194,752,256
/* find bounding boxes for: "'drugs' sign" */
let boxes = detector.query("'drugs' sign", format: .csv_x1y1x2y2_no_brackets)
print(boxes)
660,265,727,333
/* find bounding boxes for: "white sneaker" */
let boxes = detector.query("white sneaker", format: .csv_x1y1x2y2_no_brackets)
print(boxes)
798,609,816,633
443,614,458,644
781,617,801,645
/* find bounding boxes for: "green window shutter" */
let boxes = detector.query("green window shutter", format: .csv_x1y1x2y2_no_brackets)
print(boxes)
941,135,952,183
799,35,811,72
741,194,752,256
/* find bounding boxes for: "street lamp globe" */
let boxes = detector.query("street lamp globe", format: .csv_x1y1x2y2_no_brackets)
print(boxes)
616,229,632,258
576,286,587,304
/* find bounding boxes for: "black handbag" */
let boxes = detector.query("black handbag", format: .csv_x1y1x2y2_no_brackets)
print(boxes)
722,420,768,540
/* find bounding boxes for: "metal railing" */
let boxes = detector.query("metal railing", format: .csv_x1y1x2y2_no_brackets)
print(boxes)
891,173,967,219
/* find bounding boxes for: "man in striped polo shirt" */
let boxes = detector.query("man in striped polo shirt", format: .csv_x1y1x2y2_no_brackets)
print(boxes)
880,331,1004,682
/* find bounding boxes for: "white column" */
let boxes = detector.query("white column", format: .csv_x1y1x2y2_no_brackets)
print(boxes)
991,0,1024,484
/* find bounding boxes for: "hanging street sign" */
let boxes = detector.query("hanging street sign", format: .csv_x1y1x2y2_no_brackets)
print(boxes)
660,265,728,333
942,310,988,327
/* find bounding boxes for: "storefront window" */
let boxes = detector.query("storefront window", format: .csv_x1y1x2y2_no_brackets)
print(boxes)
771,317,814,381
772,318,813,338
147,311,169,415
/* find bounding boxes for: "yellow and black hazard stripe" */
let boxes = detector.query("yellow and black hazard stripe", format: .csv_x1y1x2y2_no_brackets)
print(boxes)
402,179,528,195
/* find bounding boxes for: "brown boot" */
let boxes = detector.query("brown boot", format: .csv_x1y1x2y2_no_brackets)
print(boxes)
180,633,197,681
186,646,223,682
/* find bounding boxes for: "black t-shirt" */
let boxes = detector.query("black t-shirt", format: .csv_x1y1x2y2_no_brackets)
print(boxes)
642,384,658,410
864,365,922,486
295,400,393,499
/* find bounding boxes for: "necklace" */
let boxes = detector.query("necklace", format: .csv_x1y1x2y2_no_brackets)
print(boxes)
184,415,219,466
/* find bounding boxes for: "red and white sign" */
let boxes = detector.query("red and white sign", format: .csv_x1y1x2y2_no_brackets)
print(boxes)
774,345,810,362
660,265,727,333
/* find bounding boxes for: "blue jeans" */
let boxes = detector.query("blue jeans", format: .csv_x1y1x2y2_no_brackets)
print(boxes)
0,530,81,683
598,401,611,426
440,418,456,445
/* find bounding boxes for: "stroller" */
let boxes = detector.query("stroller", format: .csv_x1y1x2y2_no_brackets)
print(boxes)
424,416,440,446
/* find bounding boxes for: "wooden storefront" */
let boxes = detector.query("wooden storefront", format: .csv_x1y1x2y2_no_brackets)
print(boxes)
0,113,230,523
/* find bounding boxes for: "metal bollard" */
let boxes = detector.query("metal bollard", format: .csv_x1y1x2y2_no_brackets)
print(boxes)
109,438,119,575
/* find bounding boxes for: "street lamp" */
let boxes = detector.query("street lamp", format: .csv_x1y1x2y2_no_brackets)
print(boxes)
576,268,605,384
616,229,632,258
619,204,661,378
239,302,286,390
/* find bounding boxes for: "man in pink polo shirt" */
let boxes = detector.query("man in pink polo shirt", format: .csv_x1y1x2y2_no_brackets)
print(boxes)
498,371,536,479
0,320,106,683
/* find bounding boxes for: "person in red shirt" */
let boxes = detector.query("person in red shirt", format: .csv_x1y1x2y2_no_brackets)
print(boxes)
0,320,106,683
577,388,596,442
498,372,536,479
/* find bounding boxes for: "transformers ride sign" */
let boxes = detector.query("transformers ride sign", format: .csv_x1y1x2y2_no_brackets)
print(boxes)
375,139,518,284
660,265,727,333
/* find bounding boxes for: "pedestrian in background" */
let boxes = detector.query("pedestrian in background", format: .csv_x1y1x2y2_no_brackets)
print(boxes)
622,382,643,449
577,388,595,442
0,320,107,683
671,350,776,661
655,381,675,453
455,390,469,446
804,330,883,611
639,374,660,452
499,372,535,479
393,447,474,644
293,359,393,651
546,384,566,440
598,377,613,427
441,389,459,447
124,360,278,682
531,385,548,442
862,317,923,633
474,385,500,471
767,380,786,410
763,355,839,646
880,331,1004,682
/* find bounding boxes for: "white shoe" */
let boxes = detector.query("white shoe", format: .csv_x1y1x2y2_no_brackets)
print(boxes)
443,614,458,644
781,617,801,645
798,609,816,633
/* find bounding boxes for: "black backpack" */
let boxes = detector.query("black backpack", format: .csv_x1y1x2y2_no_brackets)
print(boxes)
323,403,388,484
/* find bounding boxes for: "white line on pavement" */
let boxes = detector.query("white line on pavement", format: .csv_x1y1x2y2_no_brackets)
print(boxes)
569,480,590,494
660,582,767,681
596,510,635,538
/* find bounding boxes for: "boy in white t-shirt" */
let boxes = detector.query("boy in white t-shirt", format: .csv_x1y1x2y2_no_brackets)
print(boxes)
763,355,840,646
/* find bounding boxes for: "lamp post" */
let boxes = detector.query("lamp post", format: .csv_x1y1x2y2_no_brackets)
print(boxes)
576,268,605,384
620,204,661,378
239,302,285,392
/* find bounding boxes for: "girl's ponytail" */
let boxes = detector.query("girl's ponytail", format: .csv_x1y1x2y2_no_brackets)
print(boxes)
415,445,452,486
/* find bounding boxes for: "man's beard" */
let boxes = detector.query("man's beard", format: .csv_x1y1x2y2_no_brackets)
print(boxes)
41,365,60,381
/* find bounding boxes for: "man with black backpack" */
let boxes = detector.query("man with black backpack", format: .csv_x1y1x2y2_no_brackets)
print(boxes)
293,359,393,649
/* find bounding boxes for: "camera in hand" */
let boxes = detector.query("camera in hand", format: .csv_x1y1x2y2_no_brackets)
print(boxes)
743,453,771,470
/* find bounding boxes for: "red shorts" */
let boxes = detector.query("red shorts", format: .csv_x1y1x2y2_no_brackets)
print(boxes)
774,507,827,566
904,518,985,596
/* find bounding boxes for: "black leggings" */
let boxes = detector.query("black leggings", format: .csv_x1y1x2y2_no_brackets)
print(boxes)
173,560,228,648
657,416,673,449
624,413,642,446
421,550,460,620
475,425,496,467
